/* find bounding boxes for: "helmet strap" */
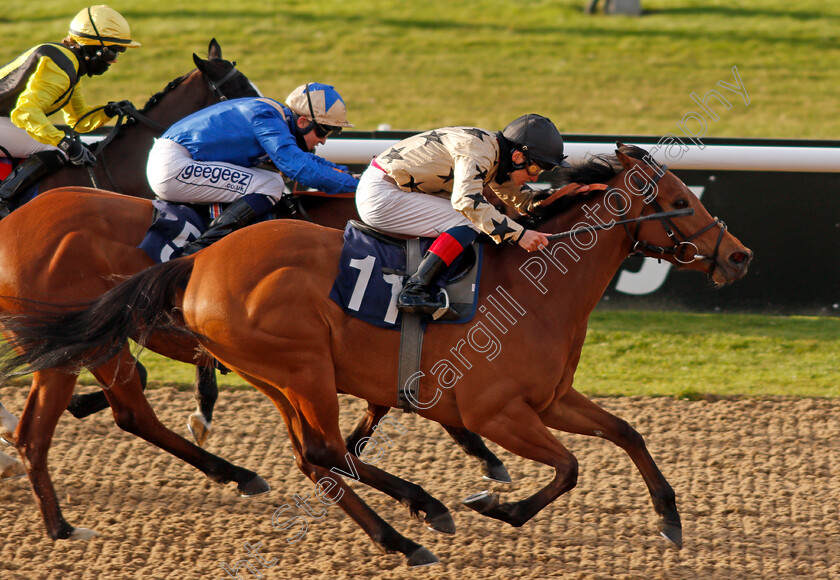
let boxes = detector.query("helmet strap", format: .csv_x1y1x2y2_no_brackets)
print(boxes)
494,132,516,184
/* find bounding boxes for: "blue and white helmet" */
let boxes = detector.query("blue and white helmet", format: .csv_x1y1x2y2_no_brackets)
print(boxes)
286,82,354,128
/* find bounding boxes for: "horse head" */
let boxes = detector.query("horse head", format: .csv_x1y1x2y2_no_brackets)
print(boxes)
191,38,261,103
611,143,752,286
534,143,752,288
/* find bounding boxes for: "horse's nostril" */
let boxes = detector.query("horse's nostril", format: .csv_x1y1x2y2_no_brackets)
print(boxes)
730,251,750,266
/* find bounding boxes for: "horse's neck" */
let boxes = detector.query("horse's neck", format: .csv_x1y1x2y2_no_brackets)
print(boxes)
485,186,636,331
143,73,211,128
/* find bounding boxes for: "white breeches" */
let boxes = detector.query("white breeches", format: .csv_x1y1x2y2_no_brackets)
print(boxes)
146,138,286,203
355,165,475,237
0,118,61,158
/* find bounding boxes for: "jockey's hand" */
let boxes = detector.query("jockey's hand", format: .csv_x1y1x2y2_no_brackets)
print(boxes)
103,100,134,118
518,229,549,252
58,136,96,167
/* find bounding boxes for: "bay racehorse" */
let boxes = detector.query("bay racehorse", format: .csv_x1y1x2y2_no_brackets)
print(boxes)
0,145,752,562
0,183,507,508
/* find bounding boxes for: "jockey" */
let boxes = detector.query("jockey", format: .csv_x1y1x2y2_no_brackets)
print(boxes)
0,5,140,218
147,82,358,256
356,113,573,315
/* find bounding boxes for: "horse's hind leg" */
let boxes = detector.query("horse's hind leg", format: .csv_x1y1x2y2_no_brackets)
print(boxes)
241,373,439,567
345,404,511,483
66,359,148,419
186,364,217,447
91,347,269,497
541,388,682,547
15,369,94,539
0,400,18,444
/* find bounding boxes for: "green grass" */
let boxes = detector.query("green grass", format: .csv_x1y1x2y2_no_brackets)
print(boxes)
34,311,833,399
3,0,839,138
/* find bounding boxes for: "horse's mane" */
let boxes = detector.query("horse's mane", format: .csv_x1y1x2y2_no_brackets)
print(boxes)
138,72,191,114
519,144,654,226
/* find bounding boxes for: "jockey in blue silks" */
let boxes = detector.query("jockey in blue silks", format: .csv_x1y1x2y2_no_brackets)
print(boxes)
146,82,358,256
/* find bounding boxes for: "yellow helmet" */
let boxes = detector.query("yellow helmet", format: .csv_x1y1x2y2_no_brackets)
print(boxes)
69,5,140,48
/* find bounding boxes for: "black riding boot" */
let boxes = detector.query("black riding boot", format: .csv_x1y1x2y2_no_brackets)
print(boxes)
397,252,448,315
178,197,258,257
0,150,66,219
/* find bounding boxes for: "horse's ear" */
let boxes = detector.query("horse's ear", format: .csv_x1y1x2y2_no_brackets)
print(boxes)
193,53,205,71
615,149,635,170
208,38,222,60
613,141,633,169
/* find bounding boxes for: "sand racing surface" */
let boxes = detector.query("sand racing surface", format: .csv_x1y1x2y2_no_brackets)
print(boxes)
1,385,837,579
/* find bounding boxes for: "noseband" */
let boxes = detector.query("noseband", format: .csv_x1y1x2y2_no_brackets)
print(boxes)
619,164,728,278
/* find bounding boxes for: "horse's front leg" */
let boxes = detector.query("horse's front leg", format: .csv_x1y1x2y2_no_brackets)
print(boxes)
460,396,578,528
186,364,218,446
345,404,511,483
540,387,682,548
344,402,387,454
441,425,511,483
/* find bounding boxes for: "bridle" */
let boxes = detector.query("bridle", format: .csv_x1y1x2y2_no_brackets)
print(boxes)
203,62,242,102
618,162,728,277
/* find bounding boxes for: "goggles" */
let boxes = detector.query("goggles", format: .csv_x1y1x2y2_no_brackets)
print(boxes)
524,159,554,177
514,149,556,176
97,44,126,61
313,123,342,139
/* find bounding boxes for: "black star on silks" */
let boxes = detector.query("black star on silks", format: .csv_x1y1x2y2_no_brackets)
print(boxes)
466,192,488,209
463,128,488,141
437,167,455,183
472,164,488,182
381,147,405,162
422,130,444,145
490,217,516,239
401,175,424,192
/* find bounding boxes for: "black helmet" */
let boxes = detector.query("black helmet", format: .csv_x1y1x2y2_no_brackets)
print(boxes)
502,114,570,168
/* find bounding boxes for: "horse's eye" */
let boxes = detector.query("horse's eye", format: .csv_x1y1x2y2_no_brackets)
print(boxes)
673,199,689,210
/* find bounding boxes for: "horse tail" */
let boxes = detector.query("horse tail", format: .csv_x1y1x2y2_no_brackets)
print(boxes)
0,257,200,383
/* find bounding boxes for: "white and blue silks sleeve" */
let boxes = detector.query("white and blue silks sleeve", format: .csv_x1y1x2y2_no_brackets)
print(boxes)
252,108,359,195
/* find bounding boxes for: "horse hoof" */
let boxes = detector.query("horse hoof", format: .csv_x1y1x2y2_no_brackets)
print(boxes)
187,412,211,447
0,461,25,482
0,408,17,442
69,527,98,540
238,475,270,497
425,512,456,535
406,546,439,568
463,491,499,513
659,522,683,549
482,463,512,484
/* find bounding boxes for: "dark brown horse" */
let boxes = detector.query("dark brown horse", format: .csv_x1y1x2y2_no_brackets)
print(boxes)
10,38,259,201
0,145,752,563
0,38,260,445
